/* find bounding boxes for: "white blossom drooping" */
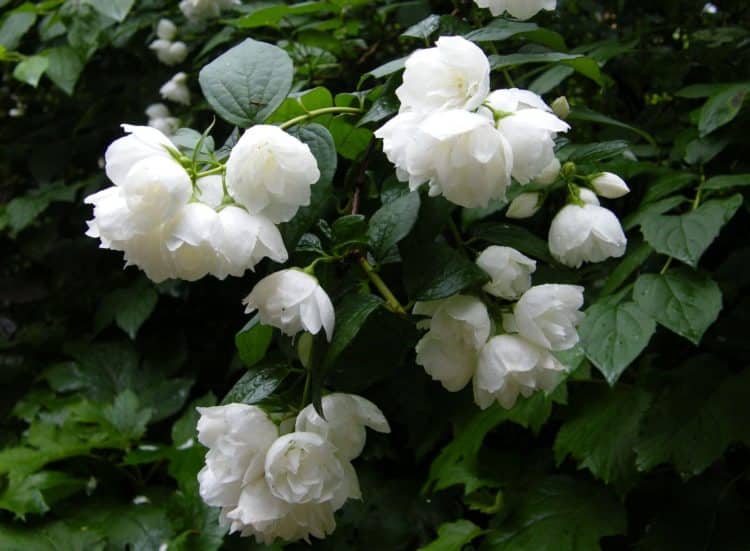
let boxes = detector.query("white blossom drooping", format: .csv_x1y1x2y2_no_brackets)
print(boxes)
476,246,537,300
473,0,557,20
548,203,627,268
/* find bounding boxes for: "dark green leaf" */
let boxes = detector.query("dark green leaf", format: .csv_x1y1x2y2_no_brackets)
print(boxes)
633,268,722,344
419,520,483,551
472,223,554,264
403,241,488,301
703,173,750,191
323,293,382,369
235,315,274,367
599,241,653,297
368,192,420,261
12,54,48,87
85,0,135,22
0,11,36,50
44,46,84,95
698,83,750,136
222,364,289,405
198,38,293,127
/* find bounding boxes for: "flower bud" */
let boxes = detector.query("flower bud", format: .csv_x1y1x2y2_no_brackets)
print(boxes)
534,158,561,186
578,187,600,205
507,192,541,219
160,72,190,105
590,172,630,199
551,96,571,119
156,18,177,41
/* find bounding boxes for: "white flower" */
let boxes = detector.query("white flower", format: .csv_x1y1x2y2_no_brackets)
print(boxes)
145,103,180,135
164,203,220,281
535,158,561,186
476,246,536,300
485,89,569,185
197,404,279,508
242,269,335,341
225,125,320,223
150,39,188,65
506,192,541,219
195,174,224,208
377,109,512,208
396,36,490,113
160,72,190,105
548,204,627,268
473,335,565,409
223,479,337,544
121,228,176,283
265,432,360,506
578,187,600,205
474,0,556,20
513,284,584,351
104,124,176,186
590,172,630,199
296,394,390,461
180,0,240,20
551,96,570,119
414,295,491,391
156,18,177,41
213,206,288,278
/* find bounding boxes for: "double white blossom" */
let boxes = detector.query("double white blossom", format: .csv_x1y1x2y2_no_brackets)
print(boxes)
414,295,491,391
548,203,627,268
476,246,536,300
85,125,289,282
197,395,388,543
242,269,335,341
511,284,584,351
474,0,556,20
160,72,191,105
474,335,565,409
226,125,320,223
150,19,188,66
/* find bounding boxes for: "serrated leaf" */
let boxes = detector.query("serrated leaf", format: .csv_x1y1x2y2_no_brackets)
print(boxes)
102,390,152,441
635,361,750,477
555,386,652,494
483,476,626,551
368,192,420,261
579,299,655,385
419,520,483,551
199,38,293,127
235,315,273,367
641,194,742,267
403,241,488,301
222,363,289,405
633,268,722,344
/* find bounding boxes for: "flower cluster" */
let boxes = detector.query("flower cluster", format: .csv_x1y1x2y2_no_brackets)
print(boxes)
548,173,629,268
197,394,390,544
145,103,179,136
473,0,557,20
149,19,188,66
160,72,191,106
415,246,583,409
375,36,569,209
85,124,321,282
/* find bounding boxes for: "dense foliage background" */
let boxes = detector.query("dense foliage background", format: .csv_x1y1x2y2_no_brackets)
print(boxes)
1,0,750,548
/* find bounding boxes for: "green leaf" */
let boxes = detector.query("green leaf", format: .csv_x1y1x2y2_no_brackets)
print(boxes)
483,476,626,551
599,241,653,297
230,2,336,29
0,470,86,518
698,82,750,136
102,390,152,441
641,194,743,267
323,293,382,369
419,520,483,551
5,181,79,233
561,140,630,163
555,386,652,494
403,241,488,301
68,504,174,551
96,280,158,339
281,124,337,248
489,51,582,70
331,214,369,254
466,19,539,42
0,11,36,50
368,192,420,262
199,38,293,127
12,54,48,87
634,361,750,477
0,520,105,550
579,298,656,385
402,14,441,40
235,315,274,367
265,87,333,124
633,268,722,344
703,173,750,191
84,0,135,22
471,223,553,263
222,363,289,405
568,107,656,146
44,46,84,95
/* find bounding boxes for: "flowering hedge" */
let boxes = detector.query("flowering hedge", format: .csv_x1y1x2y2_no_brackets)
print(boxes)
1,0,749,549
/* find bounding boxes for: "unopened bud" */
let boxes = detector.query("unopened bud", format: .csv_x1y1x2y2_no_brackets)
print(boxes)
551,96,571,119
507,192,542,219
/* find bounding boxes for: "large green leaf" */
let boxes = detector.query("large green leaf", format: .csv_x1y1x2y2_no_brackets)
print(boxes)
234,315,274,367
635,361,750,477
85,0,135,22
640,194,743,267
44,46,84,95
0,521,105,550
368,191,421,262
199,38,293,127
222,363,289,405
579,298,655,385
482,476,626,551
555,386,652,494
698,82,750,136
402,241,488,301
633,268,722,344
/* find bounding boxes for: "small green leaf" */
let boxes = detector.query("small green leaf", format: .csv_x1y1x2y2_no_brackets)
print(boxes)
641,194,743,267
84,0,135,22
633,268,722,344
331,214,369,254
599,241,653,297
483,476,626,551
235,315,274,367
230,2,336,29
12,54,48,87
555,386,652,494
703,173,750,191
199,38,294,127
403,241,488,301
368,192,421,261
698,82,750,136
0,11,36,50
44,46,84,95
222,363,289,405
96,280,158,339
102,390,152,441
466,19,539,42
579,298,655,385
323,293,382,369
402,14,441,39
419,520,483,551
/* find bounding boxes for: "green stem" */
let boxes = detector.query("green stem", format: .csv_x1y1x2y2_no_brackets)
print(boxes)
502,68,516,88
195,165,225,178
300,370,311,410
279,107,363,130
358,256,407,316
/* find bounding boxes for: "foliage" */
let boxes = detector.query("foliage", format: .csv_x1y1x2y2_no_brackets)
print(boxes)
1,0,750,549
